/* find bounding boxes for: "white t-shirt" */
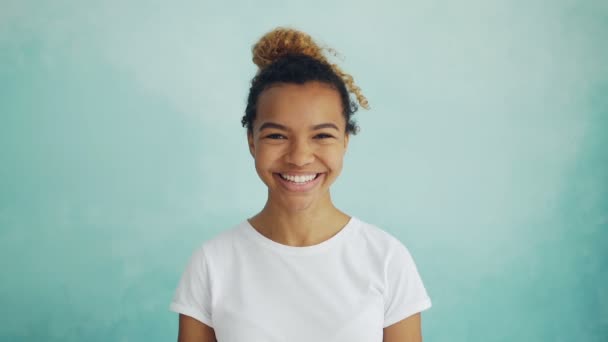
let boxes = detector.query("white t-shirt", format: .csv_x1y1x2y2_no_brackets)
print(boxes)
170,216,432,342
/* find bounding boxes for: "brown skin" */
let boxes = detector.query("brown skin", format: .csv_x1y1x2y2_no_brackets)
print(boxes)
177,314,216,342
176,81,423,341
247,81,351,246
384,313,423,342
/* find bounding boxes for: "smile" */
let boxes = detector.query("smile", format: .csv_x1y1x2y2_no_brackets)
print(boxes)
279,173,319,183
274,173,325,192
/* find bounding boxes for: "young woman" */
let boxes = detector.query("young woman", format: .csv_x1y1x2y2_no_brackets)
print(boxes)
170,27,432,342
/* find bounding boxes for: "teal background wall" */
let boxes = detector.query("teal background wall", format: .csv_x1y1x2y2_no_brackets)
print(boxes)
1,0,606,340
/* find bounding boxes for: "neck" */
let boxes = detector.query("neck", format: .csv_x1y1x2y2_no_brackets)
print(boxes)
248,193,350,247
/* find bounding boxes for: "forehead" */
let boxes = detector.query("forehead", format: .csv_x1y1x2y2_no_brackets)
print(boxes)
256,82,344,128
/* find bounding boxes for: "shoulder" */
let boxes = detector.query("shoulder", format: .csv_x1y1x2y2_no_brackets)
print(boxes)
352,217,411,256
187,220,250,264
350,218,423,279
202,221,247,249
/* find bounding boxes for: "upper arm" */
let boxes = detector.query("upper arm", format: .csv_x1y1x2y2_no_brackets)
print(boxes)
383,312,422,342
177,314,217,342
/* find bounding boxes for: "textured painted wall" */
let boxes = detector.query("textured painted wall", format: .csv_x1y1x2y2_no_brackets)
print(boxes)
1,0,606,341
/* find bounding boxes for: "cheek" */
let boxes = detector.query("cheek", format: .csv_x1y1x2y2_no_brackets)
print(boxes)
253,158,272,186
322,149,346,171
254,155,268,173
253,147,277,172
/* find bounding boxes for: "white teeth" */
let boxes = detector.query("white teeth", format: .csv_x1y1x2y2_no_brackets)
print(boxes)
280,173,317,183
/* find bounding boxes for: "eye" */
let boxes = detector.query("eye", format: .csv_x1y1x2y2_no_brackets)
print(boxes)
265,133,286,140
314,133,335,139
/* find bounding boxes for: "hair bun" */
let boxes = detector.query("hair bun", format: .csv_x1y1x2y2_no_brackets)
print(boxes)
251,27,370,110
252,27,326,69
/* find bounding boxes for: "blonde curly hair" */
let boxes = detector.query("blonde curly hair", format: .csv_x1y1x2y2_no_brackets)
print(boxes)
251,27,369,110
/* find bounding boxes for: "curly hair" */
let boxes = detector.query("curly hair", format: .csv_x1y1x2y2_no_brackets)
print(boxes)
242,27,369,135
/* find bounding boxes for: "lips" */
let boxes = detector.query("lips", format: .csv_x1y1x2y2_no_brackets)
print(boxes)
273,172,325,192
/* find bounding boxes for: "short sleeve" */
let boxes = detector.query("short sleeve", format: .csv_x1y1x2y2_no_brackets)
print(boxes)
383,241,432,328
169,246,214,327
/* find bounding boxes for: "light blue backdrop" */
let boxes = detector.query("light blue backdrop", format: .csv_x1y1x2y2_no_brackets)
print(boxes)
1,0,606,341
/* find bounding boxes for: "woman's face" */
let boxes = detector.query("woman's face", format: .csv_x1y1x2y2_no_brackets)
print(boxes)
248,81,349,212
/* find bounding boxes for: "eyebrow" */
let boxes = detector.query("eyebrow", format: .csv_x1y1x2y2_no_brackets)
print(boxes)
258,122,340,132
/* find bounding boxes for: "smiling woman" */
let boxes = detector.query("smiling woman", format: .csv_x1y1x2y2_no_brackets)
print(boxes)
169,27,432,342
249,82,348,214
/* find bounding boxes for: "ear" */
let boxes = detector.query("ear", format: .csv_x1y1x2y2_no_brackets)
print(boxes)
343,133,349,153
247,131,255,158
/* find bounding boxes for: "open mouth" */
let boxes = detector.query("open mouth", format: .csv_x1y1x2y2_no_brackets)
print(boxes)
277,173,321,184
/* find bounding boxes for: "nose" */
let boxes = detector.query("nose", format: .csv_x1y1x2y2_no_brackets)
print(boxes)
285,138,314,167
